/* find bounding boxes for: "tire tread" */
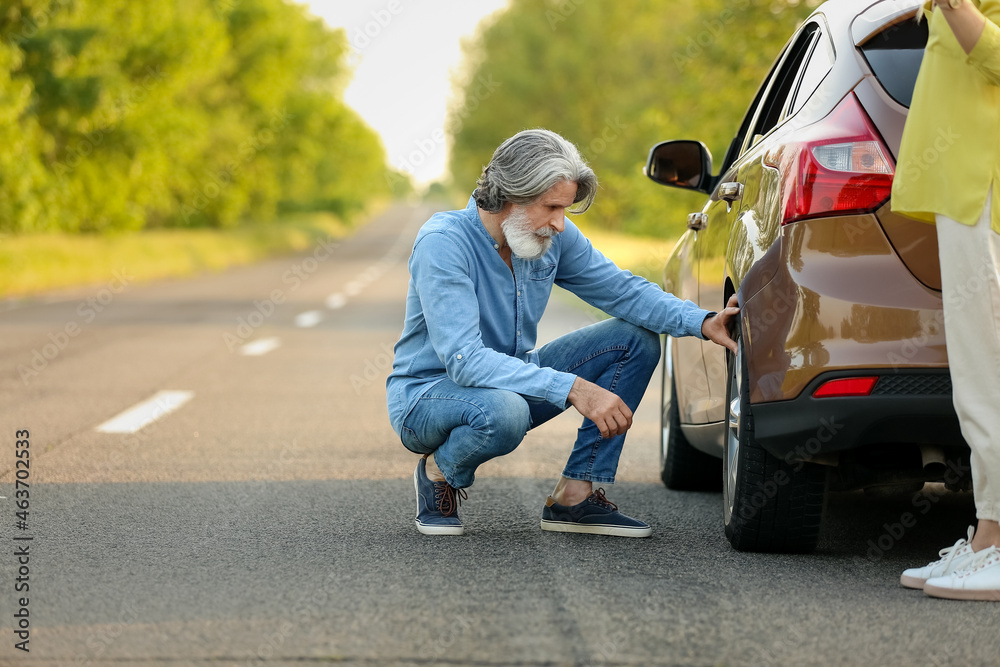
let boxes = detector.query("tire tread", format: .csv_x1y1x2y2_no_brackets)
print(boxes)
724,329,827,553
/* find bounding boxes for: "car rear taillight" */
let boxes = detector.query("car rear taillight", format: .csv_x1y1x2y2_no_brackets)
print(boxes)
812,376,878,398
769,93,895,226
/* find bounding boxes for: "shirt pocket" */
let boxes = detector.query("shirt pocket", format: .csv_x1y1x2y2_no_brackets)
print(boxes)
529,264,557,281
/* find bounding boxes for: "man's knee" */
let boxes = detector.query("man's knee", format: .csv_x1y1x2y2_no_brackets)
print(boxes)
615,320,660,366
471,390,530,454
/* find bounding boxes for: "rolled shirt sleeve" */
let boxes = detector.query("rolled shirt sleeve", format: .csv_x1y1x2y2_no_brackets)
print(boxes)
968,12,1000,86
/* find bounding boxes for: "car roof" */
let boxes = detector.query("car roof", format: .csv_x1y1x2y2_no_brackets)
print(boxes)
811,0,922,48
781,0,922,113
724,0,922,165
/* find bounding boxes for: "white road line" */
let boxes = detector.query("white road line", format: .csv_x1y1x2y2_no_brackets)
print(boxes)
294,310,323,328
322,232,413,312
240,337,281,356
96,390,194,434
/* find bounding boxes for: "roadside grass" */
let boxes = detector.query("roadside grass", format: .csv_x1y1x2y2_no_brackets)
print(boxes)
0,212,358,298
574,221,679,282
554,222,681,321
0,203,681,299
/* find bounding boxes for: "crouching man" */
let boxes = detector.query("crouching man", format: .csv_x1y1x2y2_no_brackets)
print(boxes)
387,129,738,537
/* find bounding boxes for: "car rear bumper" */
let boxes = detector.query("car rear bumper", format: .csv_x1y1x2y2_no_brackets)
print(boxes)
751,369,966,462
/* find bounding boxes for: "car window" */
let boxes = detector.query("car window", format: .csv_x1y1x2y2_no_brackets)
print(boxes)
744,24,819,150
789,30,834,115
718,41,789,175
858,16,927,108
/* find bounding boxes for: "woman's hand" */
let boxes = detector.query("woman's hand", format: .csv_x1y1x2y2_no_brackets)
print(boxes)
932,0,988,55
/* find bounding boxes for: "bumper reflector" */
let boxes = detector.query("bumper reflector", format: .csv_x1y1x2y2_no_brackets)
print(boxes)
812,376,878,398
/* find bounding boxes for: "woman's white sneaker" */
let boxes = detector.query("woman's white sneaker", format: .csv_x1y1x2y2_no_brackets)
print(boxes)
924,547,1000,601
900,526,977,589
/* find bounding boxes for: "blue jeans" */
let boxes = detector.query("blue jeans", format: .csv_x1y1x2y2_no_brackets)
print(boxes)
399,318,660,489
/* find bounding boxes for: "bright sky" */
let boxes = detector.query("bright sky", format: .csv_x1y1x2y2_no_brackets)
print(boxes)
303,0,509,188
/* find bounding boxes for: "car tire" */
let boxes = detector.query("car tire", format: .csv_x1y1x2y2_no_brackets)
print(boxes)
723,326,826,553
660,338,721,491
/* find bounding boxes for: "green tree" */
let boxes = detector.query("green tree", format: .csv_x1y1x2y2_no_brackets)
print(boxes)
0,0,391,233
0,0,62,232
449,0,819,237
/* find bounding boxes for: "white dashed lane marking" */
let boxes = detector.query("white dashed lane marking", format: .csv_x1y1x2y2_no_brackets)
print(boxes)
96,390,195,434
239,337,281,356
294,310,323,328
321,222,416,313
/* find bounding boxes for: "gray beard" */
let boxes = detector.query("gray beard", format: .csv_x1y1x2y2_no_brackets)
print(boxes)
501,207,554,261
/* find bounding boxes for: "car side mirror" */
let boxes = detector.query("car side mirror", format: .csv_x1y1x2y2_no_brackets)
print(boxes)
644,140,713,194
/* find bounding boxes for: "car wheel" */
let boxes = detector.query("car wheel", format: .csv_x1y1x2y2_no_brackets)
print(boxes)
660,337,721,491
723,326,826,552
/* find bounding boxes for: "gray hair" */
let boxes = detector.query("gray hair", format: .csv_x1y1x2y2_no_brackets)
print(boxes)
473,129,598,214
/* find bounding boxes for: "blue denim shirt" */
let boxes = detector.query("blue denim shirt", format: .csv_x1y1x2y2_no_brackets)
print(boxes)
386,197,712,435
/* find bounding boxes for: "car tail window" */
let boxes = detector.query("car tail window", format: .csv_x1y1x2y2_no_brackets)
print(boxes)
859,18,928,108
749,25,818,145
790,34,834,116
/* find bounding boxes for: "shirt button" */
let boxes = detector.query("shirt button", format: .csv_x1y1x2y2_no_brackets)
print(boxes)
517,331,521,336
456,354,463,360
517,291,521,296
493,243,499,249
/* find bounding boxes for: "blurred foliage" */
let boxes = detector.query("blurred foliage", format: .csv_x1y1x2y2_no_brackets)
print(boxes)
448,0,820,237
0,0,393,233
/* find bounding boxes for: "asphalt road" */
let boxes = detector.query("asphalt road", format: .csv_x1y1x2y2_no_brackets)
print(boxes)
1,203,998,666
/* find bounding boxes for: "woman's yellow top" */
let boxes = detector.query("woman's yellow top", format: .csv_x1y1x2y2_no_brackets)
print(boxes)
891,0,1000,233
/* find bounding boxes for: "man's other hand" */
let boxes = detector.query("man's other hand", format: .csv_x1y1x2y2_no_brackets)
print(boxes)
701,294,740,354
567,377,633,439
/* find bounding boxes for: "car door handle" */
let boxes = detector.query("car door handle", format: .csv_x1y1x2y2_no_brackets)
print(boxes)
719,181,744,203
687,213,707,231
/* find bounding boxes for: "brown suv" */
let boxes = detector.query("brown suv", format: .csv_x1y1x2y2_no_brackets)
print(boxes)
645,0,968,553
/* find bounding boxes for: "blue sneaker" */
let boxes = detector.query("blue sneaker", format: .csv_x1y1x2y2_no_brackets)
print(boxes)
540,488,651,537
413,457,466,536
